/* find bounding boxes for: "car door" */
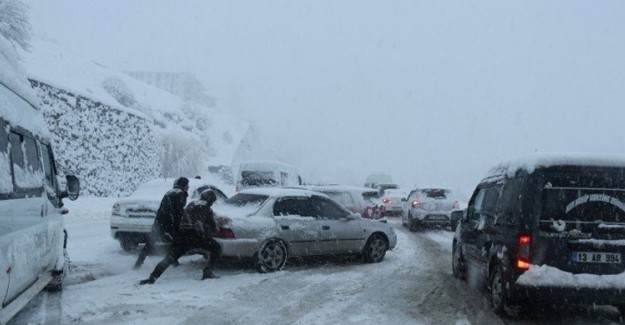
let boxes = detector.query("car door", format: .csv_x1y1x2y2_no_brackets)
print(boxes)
313,196,364,254
462,184,502,273
272,196,321,256
5,131,48,303
0,118,11,306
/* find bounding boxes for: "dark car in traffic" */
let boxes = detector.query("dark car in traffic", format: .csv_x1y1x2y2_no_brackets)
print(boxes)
452,155,625,317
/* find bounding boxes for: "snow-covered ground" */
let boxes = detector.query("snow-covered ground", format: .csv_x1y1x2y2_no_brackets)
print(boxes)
10,198,624,324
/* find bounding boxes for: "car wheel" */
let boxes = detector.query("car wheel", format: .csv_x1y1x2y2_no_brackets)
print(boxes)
490,263,512,317
120,238,139,253
408,213,419,232
452,243,466,280
363,234,388,263
256,239,288,273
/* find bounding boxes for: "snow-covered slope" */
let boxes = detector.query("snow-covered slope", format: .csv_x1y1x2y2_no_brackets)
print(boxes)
18,37,250,196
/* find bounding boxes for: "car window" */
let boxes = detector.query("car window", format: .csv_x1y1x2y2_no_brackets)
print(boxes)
313,196,349,220
0,119,11,194
40,143,55,189
322,191,344,205
342,192,355,207
470,188,486,220
273,197,314,217
420,188,449,199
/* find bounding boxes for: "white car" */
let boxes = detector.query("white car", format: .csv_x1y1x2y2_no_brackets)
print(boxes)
110,178,227,252
213,188,397,272
381,189,409,217
402,188,460,231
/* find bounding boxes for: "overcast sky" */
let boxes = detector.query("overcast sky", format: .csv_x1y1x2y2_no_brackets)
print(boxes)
29,0,625,194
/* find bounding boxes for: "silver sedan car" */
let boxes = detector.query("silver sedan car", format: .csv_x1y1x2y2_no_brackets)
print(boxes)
213,188,397,272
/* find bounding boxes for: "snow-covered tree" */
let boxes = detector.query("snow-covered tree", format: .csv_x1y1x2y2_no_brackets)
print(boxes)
0,0,31,50
159,132,208,178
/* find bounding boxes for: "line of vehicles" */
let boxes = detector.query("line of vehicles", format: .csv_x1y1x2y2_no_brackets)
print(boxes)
113,158,625,319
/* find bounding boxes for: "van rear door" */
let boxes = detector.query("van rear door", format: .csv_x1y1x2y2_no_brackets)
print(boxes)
534,168,625,275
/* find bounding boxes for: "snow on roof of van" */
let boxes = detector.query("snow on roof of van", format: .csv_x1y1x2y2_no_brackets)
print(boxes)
484,153,625,181
239,187,325,198
0,35,50,138
307,185,378,193
238,160,297,170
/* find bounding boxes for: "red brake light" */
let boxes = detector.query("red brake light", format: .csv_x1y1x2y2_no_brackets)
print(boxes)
218,228,235,239
383,198,391,204
516,235,531,270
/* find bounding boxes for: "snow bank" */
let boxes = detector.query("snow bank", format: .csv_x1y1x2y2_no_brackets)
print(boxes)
516,264,625,288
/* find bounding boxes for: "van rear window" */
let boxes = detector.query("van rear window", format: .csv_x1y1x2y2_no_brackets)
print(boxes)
0,119,11,194
539,170,625,233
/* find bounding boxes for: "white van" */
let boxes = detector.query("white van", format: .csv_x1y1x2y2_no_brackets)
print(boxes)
0,81,80,323
235,161,301,192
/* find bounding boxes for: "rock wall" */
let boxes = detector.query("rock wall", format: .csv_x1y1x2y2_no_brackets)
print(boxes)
30,80,160,197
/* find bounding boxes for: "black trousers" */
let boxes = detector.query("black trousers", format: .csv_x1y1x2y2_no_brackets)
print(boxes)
149,229,222,280
134,228,170,269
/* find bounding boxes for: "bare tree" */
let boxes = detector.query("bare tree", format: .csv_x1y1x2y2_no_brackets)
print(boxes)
0,0,31,50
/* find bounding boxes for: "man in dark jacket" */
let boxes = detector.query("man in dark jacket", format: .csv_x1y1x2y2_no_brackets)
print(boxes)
133,177,189,270
140,189,222,284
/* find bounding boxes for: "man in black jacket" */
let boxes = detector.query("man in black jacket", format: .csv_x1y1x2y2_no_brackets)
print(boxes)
133,177,189,270
140,189,222,284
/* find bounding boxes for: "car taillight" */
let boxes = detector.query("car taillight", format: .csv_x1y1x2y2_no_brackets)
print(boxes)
411,200,420,208
216,217,235,239
218,228,236,239
383,198,391,204
112,203,121,216
516,235,531,270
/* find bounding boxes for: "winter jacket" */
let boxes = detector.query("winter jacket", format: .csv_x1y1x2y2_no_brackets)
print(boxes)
179,198,217,239
153,187,188,237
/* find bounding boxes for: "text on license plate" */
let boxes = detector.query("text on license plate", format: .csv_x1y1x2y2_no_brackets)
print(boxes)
571,251,621,264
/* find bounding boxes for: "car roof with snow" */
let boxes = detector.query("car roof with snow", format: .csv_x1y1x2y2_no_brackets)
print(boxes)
305,185,378,194
130,178,225,199
239,187,327,198
483,153,625,182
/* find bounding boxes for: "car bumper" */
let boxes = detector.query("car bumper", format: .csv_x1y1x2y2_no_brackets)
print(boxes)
410,210,451,224
510,283,625,306
388,233,397,249
213,238,262,258
110,216,153,239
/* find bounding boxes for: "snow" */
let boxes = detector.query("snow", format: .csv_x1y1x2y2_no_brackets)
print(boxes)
0,152,11,193
53,198,434,324
20,37,250,168
240,187,326,199
517,264,625,289
573,239,625,248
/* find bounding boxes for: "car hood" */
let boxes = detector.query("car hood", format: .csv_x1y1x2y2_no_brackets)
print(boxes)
114,197,160,209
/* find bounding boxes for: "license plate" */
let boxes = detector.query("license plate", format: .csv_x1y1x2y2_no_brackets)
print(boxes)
571,251,621,264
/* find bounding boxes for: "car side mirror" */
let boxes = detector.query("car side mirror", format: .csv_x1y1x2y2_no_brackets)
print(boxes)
462,207,471,222
61,175,80,201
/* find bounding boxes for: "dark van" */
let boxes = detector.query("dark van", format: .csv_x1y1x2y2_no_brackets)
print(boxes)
0,80,80,323
452,155,625,317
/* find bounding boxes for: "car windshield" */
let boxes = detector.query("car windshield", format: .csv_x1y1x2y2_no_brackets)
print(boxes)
225,193,269,207
420,189,449,199
240,171,276,186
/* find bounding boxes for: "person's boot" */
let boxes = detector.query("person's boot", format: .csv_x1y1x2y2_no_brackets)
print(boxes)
201,270,220,280
139,277,156,285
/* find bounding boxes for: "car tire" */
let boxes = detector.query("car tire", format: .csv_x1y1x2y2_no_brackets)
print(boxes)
452,242,466,280
120,238,139,253
256,239,288,273
363,234,388,263
490,263,512,317
408,213,419,232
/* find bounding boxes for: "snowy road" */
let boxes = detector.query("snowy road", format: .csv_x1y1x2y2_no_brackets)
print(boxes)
10,198,625,324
